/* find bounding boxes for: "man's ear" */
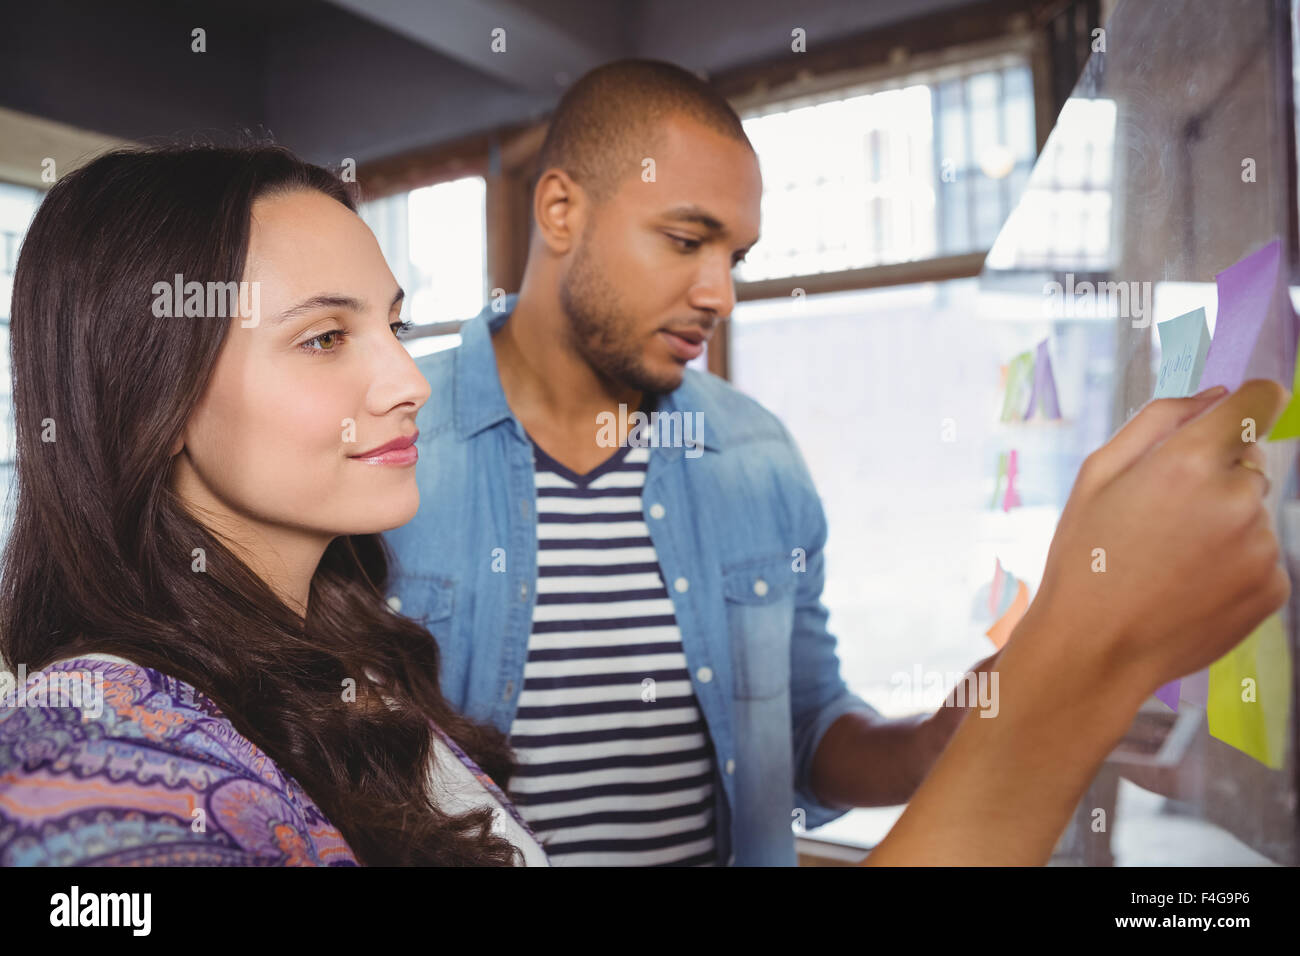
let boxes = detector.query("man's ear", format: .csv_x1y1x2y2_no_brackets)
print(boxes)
532,168,586,257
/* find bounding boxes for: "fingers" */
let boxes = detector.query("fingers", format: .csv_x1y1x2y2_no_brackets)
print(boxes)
1168,378,1289,466
1081,386,1227,492
1230,453,1270,497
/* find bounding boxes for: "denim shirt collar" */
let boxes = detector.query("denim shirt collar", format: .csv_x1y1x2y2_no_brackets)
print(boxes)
453,296,520,442
453,293,725,453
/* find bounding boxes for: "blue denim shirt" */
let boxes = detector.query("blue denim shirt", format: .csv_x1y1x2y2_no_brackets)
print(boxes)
383,295,876,865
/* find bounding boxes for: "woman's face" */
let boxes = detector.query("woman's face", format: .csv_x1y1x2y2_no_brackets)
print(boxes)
175,188,430,548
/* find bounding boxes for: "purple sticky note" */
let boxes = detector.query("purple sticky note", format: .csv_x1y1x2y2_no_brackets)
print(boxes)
1180,666,1210,710
1154,680,1180,710
1023,338,1061,420
1200,240,1284,391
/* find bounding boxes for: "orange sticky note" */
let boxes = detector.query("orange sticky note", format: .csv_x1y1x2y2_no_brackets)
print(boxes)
985,579,1029,649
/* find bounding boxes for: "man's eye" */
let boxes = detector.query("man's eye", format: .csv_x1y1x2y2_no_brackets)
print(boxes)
668,234,702,252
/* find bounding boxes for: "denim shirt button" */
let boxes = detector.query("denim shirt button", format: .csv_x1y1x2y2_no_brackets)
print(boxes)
673,577,689,593
649,502,666,519
503,680,515,701
752,578,768,597
725,759,736,775
519,581,528,601
385,595,402,613
696,666,713,684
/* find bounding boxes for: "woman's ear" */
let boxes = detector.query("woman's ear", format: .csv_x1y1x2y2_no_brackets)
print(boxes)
169,434,184,456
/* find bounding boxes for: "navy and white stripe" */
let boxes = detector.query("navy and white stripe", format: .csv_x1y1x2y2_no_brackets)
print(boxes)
507,440,717,866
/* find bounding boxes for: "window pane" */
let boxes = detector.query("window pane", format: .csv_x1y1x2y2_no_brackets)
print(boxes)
360,176,487,335
736,54,1037,281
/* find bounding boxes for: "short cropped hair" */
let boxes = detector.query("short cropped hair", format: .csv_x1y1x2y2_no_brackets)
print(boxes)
533,58,754,204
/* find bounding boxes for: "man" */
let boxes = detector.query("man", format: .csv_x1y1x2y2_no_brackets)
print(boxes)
382,58,1290,866
383,58,975,866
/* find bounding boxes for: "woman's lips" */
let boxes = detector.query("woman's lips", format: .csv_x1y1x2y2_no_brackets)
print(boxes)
349,430,419,465
660,328,705,361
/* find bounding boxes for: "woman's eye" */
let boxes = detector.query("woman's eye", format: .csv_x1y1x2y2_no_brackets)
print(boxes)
392,318,413,338
302,329,344,353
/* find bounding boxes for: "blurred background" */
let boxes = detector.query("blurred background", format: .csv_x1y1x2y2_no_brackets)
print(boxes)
2,0,1297,865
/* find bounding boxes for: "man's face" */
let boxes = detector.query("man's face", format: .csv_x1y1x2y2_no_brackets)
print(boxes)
559,114,762,393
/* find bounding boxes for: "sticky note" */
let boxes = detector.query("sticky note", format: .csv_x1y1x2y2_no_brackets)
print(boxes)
1179,668,1209,709
1023,338,1062,420
989,559,1006,617
988,558,1020,619
1001,449,1020,512
1199,239,1282,392
985,579,1029,650
1000,351,1035,422
1153,680,1180,711
1153,308,1210,399
1206,613,1291,768
1267,315,1300,438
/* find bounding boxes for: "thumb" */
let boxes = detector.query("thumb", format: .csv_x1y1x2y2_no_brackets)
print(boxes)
1078,385,1227,493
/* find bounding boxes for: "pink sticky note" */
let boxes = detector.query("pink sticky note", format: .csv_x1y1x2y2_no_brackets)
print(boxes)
1001,449,1021,511
1200,240,1286,391
989,559,1006,617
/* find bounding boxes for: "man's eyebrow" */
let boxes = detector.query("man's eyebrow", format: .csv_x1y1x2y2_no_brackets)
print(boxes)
662,204,759,248
662,204,726,233
273,287,405,324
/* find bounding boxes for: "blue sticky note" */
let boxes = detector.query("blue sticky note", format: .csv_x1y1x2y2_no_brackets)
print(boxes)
1153,307,1210,399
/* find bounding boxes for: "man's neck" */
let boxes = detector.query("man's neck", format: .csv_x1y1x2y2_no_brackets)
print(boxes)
492,292,644,476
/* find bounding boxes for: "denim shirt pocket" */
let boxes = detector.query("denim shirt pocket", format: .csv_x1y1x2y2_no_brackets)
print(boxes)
721,555,796,700
392,573,456,628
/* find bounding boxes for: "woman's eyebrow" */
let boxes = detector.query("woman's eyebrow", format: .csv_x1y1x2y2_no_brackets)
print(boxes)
273,287,405,325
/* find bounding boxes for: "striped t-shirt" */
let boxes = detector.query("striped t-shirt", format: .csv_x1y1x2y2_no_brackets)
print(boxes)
506,438,718,866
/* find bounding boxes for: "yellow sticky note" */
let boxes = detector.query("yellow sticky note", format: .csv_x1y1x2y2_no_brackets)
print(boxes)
1206,614,1291,768
985,579,1029,650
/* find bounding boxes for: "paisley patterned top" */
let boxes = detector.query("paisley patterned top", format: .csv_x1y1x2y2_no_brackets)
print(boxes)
0,655,545,866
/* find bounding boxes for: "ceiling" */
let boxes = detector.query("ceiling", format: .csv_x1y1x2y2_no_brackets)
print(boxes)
0,0,987,166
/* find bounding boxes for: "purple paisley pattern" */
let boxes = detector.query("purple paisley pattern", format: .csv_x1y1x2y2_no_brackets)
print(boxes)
0,658,358,866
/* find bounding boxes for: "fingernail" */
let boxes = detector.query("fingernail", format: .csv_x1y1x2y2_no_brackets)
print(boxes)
1193,385,1227,399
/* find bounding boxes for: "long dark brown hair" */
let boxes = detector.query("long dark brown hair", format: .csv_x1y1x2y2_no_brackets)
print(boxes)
1,144,520,865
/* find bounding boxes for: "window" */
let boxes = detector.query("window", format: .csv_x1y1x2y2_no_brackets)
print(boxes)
729,278,1117,849
360,175,488,357
0,182,44,526
736,53,1037,284
985,96,1117,272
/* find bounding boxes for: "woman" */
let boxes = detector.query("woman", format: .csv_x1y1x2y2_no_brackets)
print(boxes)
0,145,1287,869
0,145,546,865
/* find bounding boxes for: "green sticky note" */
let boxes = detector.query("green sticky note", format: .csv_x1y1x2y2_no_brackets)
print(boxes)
1000,351,1035,422
1268,309,1300,440
1153,308,1210,399
1206,613,1291,768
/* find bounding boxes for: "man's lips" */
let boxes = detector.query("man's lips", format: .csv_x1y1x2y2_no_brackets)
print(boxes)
350,429,419,462
659,326,710,361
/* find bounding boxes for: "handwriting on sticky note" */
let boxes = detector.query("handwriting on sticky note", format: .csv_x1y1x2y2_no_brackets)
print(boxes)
1154,307,1210,399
